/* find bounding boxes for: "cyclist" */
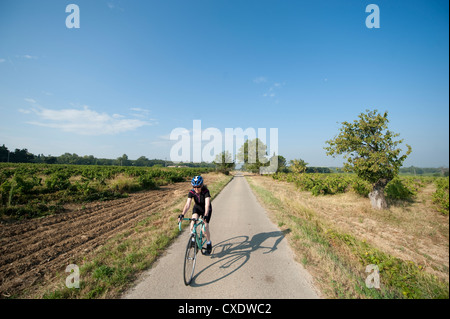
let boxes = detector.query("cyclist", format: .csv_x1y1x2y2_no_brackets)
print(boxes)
178,176,213,255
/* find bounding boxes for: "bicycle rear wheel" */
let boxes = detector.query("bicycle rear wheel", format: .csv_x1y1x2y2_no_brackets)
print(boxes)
183,234,197,285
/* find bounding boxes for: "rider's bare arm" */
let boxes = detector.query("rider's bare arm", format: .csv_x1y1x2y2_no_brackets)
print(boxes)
179,197,192,222
204,197,211,218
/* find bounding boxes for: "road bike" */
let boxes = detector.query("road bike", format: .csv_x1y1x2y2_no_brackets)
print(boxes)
178,217,208,285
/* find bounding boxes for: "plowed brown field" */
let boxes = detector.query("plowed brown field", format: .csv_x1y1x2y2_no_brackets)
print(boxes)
0,180,193,298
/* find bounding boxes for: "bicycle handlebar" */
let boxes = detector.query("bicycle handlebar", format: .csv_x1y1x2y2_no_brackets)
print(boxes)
178,217,204,231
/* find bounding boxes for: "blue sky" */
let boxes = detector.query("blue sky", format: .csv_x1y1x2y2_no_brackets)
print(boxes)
0,0,448,167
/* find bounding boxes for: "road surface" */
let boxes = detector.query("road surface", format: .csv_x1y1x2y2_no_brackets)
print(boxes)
122,173,319,299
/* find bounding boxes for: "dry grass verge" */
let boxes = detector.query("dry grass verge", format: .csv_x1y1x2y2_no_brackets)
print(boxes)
246,175,449,299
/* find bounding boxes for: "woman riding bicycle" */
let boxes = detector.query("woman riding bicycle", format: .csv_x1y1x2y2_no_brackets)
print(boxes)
178,175,213,255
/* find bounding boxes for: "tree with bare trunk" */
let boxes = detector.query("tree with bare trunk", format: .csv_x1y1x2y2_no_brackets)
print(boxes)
324,110,412,210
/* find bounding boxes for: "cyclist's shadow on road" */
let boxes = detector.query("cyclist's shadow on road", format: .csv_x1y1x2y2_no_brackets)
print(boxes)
190,230,290,287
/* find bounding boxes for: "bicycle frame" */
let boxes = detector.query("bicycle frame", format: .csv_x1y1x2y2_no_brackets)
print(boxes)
179,217,207,251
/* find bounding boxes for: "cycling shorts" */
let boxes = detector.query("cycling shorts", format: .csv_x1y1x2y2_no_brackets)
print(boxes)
193,205,212,223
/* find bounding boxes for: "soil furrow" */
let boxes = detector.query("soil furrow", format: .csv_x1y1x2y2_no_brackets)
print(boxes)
0,190,172,267
0,189,161,243
0,181,192,297
0,204,153,293
0,184,187,255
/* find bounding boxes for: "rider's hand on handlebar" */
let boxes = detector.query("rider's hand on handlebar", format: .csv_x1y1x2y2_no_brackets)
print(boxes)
177,214,184,223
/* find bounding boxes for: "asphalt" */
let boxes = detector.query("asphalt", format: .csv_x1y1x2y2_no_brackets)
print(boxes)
122,173,320,299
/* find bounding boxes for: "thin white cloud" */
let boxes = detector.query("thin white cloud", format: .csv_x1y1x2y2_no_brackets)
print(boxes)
254,76,285,99
107,1,124,11
16,55,38,60
150,134,174,146
25,98,37,104
0,58,5,63
263,92,275,98
262,82,285,98
130,107,153,119
130,107,150,113
253,76,267,84
25,105,154,135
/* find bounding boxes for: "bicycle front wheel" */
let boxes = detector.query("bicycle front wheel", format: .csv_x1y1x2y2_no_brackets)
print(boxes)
183,234,197,285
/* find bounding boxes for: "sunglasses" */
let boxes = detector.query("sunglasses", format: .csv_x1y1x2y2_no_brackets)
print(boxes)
193,185,202,188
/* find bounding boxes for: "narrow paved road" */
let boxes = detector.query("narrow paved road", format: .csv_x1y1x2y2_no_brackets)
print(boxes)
123,174,319,299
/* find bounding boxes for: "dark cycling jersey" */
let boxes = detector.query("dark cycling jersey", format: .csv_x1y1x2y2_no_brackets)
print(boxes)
188,186,212,222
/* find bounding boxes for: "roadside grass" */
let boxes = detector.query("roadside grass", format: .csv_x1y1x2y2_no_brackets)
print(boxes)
43,209,180,299
246,176,449,299
33,173,233,299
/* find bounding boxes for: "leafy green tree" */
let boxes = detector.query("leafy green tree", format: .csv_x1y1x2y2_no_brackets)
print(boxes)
57,153,80,165
325,110,412,209
10,148,35,163
276,155,288,173
44,156,58,164
0,144,9,162
289,158,308,174
135,156,150,167
116,154,131,166
213,151,235,175
237,138,268,173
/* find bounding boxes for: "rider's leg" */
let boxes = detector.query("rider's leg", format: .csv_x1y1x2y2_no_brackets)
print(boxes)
204,222,211,242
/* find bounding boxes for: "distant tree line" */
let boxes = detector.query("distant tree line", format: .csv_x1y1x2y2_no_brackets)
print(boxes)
0,144,214,168
1,144,447,175
399,166,449,177
0,145,35,163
